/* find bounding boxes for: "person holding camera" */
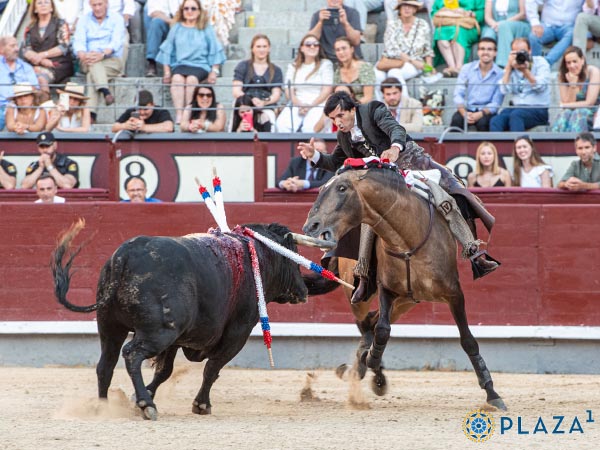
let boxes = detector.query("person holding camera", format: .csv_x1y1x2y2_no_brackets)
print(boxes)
112,89,174,135
308,0,363,64
489,37,550,132
232,94,273,133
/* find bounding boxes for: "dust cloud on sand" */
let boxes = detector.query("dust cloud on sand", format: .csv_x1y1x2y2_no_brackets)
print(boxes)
1,365,600,449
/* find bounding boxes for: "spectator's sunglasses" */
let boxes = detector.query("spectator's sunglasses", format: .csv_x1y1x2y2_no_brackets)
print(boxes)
197,92,213,98
9,72,16,85
183,6,199,11
303,41,320,48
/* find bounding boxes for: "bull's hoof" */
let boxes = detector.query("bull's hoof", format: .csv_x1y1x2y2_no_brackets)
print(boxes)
192,401,212,415
366,352,381,370
487,397,507,411
335,364,348,380
142,406,158,421
371,372,388,397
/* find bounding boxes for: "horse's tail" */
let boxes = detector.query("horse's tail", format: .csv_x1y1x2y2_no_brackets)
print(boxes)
51,218,98,313
303,273,340,296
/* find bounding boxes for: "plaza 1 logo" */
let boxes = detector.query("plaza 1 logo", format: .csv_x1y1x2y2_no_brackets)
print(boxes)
462,409,595,442
462,409,495,442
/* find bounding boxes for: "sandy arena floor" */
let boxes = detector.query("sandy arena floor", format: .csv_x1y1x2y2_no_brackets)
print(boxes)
1,364,599,449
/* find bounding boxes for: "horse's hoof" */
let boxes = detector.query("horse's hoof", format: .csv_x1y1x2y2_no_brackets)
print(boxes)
142,406,158,421
192,401,212,415
488,397,507,411
335,364,348,380
371,373,388,397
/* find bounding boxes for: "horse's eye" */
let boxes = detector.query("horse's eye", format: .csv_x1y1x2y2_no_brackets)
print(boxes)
337,185,346,193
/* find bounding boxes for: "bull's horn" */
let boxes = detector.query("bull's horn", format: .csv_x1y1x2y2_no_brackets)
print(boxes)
290,233,336,249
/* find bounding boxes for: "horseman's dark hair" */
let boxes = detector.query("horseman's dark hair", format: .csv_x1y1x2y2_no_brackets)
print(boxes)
324,91,359,116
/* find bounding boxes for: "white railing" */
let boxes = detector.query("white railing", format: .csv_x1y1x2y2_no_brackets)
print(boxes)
0,0,28,37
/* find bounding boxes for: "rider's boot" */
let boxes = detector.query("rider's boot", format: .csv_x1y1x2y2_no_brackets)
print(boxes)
352,224,375,304
423,179,500,280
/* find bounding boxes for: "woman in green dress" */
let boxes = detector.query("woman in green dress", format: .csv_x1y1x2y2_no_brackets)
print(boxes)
431,0,484,77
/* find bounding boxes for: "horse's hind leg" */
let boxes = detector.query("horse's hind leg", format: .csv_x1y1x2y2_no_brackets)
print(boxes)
337,311,378,381
449,292,507,411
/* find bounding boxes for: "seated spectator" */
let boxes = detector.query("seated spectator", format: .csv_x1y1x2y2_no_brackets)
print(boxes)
558,132,600,191
526,0,582,67
20,0,74,97
551,46,600,132
112,89,174,134
573,0,600,51
35,173,65,203
334,37,375,104
482,0,530,68
308,0,363,64
231,94,272,133
450,37,503,131
275,34,334,133
73,0,126,118
156,0,226,124
5,84,46,135
81,0,139,68
380,76,423,132
123,176,161,202
375,0,434,93
21,132,79,189
0,36,39,132
512,135,553,187
180,85,226,132
490,38,550,132
145,0,180,76
278,138,334,191
232,34,283,128
45,82,92,133
0,151,17,190
467,141,512,187
431,0,484,77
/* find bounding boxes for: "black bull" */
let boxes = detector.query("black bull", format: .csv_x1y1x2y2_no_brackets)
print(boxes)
52,220,308,420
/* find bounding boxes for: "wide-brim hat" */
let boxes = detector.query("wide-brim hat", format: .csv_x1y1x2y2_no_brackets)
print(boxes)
57,82,89,100
8,83,36,100
395,0,424,9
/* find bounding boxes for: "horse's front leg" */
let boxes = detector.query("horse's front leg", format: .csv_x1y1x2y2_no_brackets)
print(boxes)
365,285,395,370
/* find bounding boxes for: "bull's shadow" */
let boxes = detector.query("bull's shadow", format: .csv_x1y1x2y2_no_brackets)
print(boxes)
302,163,507,411
52,219,308,420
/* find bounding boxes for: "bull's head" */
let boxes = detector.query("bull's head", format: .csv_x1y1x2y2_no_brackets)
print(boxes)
302,172,363,246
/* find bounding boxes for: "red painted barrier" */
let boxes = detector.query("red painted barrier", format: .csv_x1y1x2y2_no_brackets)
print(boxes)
1,200,599,326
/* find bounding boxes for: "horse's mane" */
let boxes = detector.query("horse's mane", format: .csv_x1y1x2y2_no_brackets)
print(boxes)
337,161,407,194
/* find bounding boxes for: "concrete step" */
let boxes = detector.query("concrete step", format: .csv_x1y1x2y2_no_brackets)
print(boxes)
125,43,145,77
228,39,296,60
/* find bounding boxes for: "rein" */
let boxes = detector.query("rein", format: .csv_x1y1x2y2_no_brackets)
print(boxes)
383,188,435,303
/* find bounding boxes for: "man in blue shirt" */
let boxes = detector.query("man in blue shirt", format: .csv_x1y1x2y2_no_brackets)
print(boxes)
490,37,550,132
73,0,126,119
0,36,39,131
123,177,161,202
451,37,504,132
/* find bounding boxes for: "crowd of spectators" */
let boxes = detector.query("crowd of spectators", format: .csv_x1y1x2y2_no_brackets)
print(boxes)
3,0,600,199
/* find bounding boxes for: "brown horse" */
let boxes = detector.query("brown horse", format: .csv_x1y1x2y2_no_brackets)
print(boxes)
303,162,506,411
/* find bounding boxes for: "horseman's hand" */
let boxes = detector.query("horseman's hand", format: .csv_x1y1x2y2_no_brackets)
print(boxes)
298,137,317,160
380,147,400,162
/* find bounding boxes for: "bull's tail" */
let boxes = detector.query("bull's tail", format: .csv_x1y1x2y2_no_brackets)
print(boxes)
51,218,98,313
303,273,340,296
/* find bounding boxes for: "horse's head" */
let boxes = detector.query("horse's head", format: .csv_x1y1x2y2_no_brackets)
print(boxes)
303,170,362,246
303,162,404,245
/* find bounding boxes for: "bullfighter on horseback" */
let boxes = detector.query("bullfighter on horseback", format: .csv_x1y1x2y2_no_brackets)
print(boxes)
298,91,500,303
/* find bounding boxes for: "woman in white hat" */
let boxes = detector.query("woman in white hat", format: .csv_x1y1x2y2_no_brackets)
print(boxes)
45,82,91,133
4,84,46,134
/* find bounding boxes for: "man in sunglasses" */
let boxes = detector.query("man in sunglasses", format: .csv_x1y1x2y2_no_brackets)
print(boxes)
308,0,363,64
112,89,174,135
0,36,39,131
21,132,79,189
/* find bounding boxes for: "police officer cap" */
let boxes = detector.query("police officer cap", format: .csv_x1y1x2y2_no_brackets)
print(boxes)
37,132,56,146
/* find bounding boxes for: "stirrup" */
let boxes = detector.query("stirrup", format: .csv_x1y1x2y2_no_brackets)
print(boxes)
469,250,501,280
